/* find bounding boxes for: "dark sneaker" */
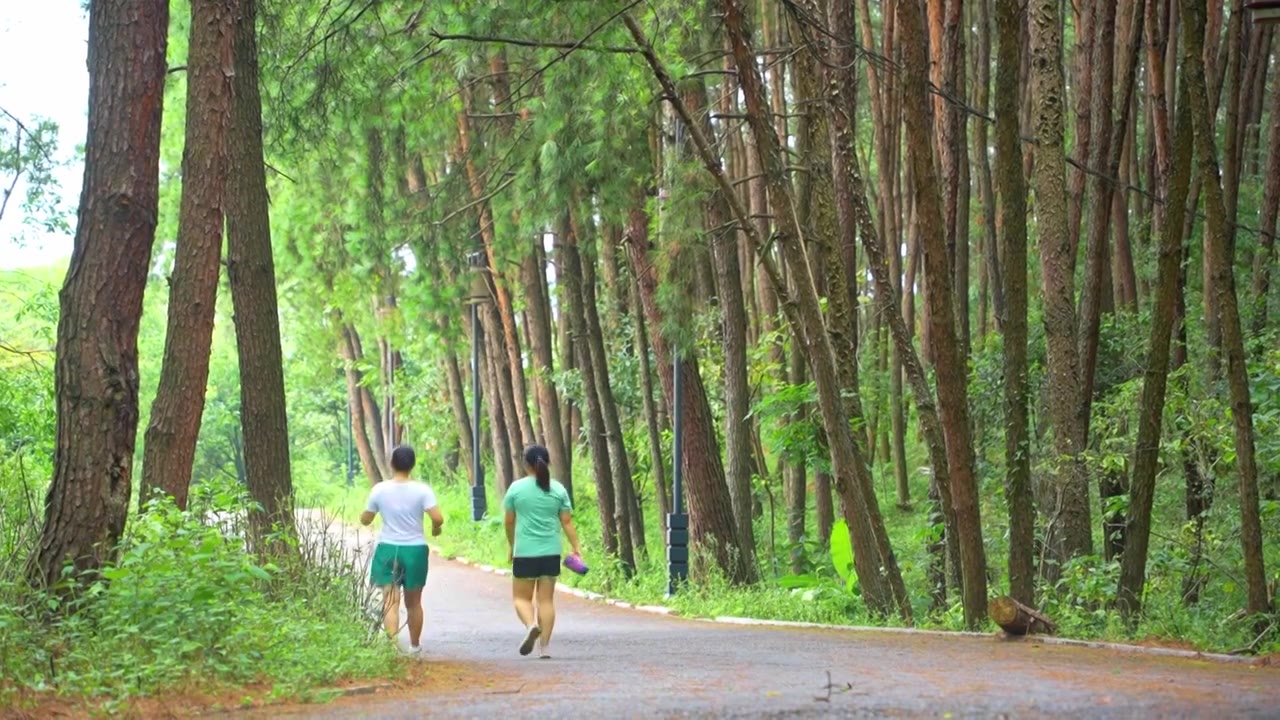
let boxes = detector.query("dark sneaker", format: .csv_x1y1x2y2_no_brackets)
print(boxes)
519,625,542,656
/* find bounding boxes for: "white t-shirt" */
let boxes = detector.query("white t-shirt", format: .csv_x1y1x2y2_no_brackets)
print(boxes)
365,480,438,546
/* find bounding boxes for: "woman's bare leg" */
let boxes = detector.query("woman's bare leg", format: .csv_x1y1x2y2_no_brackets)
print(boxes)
382,585,401,638
403,588,424,648
535,576,557,655
512,578,541,655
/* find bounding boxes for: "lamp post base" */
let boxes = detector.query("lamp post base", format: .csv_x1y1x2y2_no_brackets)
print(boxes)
666,512,689,598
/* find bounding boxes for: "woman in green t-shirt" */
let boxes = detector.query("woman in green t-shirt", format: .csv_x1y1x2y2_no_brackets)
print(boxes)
502,444,583,659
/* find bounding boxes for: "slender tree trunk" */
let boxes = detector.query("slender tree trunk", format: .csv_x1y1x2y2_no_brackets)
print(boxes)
216,47,293,532
339,325,379,485
522,238,572,499
895,0,989,629
1252,70,1280,339
478,314,515,492
630,265,670,530
1180,0,1273,619
442,334,475,485
683,77,758,568
1068,0,1096,258
31,0,168,588
577,209,644,562
141,0,233,511
623,202,749,585
679,4,910,618
974,0,1004,333
994,0,1035,606
556,217,623,561
1029,0,1093,566
1118,69,1193,618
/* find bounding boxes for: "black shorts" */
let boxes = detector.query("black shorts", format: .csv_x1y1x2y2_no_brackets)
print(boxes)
512,554,561,579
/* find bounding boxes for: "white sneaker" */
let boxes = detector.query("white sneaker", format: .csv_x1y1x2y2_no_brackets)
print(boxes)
402,643,422,656
538,640,551,659
519,625,541,656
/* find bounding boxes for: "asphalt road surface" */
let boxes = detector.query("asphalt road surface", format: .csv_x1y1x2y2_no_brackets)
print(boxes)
256,514,1279,719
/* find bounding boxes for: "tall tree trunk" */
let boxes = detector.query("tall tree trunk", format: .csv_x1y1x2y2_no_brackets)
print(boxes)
345,325,391,479
1180,0,1273,619
630,265,670,530
30,0,169,589
1079,0,1144,561
141,0,234,511
895,0,989,629
443,340,474,485
1117,68,1193,618
577,209,644,563
994,0,1034,606
1029,0,1093,566
557,216,624,562
478,314,515,492
226,0,295,538
340,324,382,484
974,0,1004,334
623,203,749,585
684,77,758,567
675,5,910,618
522,238,572,499
1251,69,1280,339
1067,0,1096,258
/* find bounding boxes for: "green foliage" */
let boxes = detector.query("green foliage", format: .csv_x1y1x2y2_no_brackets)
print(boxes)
0,480,399,709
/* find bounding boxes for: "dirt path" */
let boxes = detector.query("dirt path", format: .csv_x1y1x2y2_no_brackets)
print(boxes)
244,512,1278,719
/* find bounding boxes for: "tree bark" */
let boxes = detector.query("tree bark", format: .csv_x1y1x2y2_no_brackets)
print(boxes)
896,0,989,629
671,4,910,618
1252,70,1280,339
989,595,1057,635
442,335,475,485
557,216,624,562
623,203,749,585
1029,0,1093,565
522,238,572,499
1180,0,1273,619
684,77,758,568
577,209,644,563
29,0,169,589
1117,68,1193,619
994,0,1035,606
629,264,670,530
340,324,382,485
226,0,299,532
141,0,235,512
974,0,1004,334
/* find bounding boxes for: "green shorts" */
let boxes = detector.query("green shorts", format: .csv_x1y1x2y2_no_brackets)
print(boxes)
370,543,429,590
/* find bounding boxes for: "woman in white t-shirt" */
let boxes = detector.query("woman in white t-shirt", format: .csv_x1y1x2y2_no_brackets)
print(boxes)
360,445,444,654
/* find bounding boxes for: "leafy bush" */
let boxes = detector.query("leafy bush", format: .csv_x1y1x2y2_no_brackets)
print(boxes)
0,479,399,710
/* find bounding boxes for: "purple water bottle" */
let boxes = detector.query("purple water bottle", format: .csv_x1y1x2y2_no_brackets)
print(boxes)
563,552,588,575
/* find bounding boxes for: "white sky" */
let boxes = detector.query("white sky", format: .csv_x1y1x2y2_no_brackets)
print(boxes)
0,0,89,270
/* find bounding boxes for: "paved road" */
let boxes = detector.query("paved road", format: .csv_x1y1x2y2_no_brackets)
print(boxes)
256,514,1279,719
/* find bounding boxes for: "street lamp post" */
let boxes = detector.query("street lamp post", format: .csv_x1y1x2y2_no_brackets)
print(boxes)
466,250,489,522
667,350,689,598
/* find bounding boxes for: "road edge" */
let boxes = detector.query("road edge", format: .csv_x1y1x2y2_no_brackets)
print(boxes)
433,548,1260,667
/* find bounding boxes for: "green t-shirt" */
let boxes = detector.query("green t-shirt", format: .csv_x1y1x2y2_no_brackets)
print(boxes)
502,476,572,558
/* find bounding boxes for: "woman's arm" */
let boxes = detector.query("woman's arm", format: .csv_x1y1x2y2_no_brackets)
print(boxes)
360,510,377,526
426,506,444,536
560,511,582,556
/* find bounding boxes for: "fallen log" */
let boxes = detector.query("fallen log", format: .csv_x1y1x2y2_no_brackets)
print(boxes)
988,595,1057,636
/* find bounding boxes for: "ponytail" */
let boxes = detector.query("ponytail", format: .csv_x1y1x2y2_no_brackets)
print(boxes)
524,444,552,492
535,457,550,492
